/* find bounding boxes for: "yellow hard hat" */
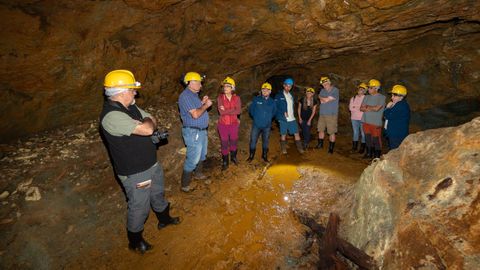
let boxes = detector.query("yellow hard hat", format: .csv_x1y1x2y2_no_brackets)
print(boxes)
222,76,236,88
368,79,381,88
358,82,368,89
261,82,272,90
320,77,330,84
184,72,202,84
306,87,315,93
104,70,141,89
391,85,407,96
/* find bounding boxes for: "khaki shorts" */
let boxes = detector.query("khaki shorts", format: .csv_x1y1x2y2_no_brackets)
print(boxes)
317,115,338,134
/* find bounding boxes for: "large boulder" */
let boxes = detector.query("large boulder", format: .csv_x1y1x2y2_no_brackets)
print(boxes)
344,117,480,269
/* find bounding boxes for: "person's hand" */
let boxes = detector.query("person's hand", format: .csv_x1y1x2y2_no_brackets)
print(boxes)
284,112,288,118
307,120,311,126
219,105,225,111
386,101,394,108
299,118,303,124
202,96,209,104
204,98,213,108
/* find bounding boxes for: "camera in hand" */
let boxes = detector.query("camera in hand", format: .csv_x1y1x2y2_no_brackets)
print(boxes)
151,129,169,144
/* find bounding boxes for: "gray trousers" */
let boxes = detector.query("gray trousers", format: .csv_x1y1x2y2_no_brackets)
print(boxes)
118,162,169,232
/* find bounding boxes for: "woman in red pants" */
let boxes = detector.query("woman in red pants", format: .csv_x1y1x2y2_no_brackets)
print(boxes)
217,77,241,170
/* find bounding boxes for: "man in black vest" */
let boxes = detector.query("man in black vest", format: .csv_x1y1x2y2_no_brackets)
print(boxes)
100,70,180,254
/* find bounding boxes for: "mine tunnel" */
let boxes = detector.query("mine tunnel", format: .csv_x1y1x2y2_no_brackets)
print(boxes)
1,1,479,269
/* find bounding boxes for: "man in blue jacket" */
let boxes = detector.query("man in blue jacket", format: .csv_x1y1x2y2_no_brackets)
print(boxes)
384,84,410,150
275,78,305,154
248,82,276,162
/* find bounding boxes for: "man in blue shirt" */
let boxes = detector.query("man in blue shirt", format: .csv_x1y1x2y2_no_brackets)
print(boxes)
275,78,305,154
317,76,340,154
178,72,212,192
247,82,276,162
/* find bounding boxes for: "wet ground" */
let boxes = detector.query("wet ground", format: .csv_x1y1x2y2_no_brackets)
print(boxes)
0,108,371,269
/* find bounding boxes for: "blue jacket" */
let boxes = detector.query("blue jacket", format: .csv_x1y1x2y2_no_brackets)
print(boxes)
274,91,297,121
384,99,410,138
249,95,276,128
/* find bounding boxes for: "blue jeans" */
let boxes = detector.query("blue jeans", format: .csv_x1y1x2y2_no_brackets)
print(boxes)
300,121,312,145
182,127,208,172
249,125,271,150
351,120,365,143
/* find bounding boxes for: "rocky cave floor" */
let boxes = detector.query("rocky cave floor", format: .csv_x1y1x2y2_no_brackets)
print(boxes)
0,103,399,269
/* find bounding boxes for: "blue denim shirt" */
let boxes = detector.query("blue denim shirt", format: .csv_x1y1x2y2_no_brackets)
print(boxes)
249,95,276,129
178,88,209,129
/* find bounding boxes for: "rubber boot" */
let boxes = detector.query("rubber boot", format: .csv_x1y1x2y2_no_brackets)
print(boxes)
262,148,269,162
180,170,193,192
230,150,238,165
363,147,373,159
193,161,207,180
221,154,229,171
155,203,181,229
358,143,366,154
295,140,305,154
374,149,382,159
351,141,358,153
127,230,152,254
316,138,324,149
328,141,335,154
247,148,255,162
280,140,287,154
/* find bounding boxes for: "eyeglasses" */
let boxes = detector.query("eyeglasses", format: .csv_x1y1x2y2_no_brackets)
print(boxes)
391,93,402,97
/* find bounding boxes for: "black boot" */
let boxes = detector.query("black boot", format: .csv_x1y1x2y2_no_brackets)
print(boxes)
351,141,358,153
363,147,373,159
247,148,255,162
262,148,269,162
193,161,207,180
221,154,229,170
374,149,382,159
328,141,335,154
316,139,324,149
127,230,152,254
295,140,305,154
358,143,366,154
155,203,181,229
230,150,238,165
180,170,193,192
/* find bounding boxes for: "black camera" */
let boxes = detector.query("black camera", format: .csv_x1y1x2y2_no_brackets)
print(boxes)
151,130,169,144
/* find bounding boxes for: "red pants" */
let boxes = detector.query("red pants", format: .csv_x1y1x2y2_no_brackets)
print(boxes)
217,123,239,155
362,122,382,150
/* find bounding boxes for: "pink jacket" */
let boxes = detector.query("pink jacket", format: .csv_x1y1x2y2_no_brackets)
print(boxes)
217,94,241,125
349,95,365,120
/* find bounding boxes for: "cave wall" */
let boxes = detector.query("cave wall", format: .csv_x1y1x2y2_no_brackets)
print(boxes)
1,0,479,141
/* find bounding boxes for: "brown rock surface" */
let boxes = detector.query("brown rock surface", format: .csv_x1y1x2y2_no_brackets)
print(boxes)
1,0,479,141
344,117,480,269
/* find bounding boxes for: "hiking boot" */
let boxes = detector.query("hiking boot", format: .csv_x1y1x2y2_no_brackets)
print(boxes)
127,230,152,254
262,148,269,162
295,140,305,154
230,150,238,165
328,141,335,154
155,203,181,229
280,141,287,154
350,141,358,153
247,148,255,162
316,139,324,149
221,154,229,171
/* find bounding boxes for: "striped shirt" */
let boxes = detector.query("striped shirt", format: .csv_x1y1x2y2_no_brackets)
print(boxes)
178,88,209,129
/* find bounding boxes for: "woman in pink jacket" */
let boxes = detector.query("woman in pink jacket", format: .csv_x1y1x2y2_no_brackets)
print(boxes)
349,83,367,153
217,77,241,170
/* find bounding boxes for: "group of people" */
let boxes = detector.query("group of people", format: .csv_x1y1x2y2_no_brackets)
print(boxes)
99,69,411,254
348,79,411,159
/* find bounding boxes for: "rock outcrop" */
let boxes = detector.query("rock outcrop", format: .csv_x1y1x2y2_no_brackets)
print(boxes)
1,1,479,140
344,117,480,269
